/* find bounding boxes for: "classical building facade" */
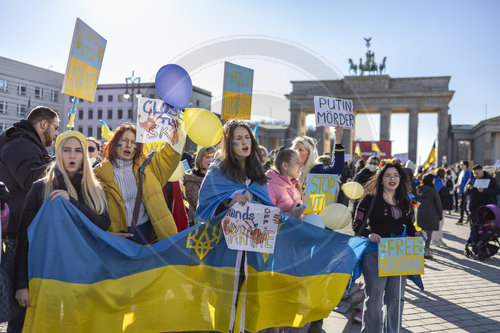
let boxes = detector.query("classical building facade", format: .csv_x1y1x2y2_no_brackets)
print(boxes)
286,75,455,163
0,56,212,144
450,116,500,165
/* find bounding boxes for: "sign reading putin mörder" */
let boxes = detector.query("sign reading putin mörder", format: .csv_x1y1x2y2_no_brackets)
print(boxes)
314,96,354,129
378,237,425,277
62,18,107,102
304,174,338,214
221,62,253,120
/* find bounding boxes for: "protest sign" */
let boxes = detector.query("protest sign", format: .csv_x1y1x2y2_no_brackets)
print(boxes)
136,97,186,154
314,96,354,129
62,18,106,102
378,237,425,277
221,62,253,120
474,179,490,188
304,174,338,214
222,202,280,253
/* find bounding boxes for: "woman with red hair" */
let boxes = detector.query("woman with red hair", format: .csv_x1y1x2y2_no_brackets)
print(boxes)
95,124,183,244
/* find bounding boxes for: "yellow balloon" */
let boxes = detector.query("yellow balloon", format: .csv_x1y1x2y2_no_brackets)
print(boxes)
184,108,223,147
168,162,185,182
341,182,364,200
319,203,352,230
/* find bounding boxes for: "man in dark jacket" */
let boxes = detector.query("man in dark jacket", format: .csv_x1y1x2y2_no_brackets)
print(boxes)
0,105,59,332
467,164,500,224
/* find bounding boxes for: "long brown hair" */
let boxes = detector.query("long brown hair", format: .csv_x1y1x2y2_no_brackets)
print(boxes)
362,161,409,206
102,124,145,165
219,120,267,185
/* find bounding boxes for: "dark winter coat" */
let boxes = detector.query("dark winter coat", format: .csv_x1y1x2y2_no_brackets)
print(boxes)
467,173,500,212
417,184,443,231
0,120,52,236
354,167,375,186
14,169,110,290
183,168,205,222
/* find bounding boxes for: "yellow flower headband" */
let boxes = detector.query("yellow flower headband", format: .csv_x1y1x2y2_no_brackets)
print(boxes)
55,130,88,151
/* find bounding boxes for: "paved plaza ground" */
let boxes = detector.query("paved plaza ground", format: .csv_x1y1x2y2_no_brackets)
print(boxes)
2,211,499,332
324,210,500,332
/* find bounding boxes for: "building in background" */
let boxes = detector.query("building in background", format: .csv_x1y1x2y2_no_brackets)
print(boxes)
0,56,212,150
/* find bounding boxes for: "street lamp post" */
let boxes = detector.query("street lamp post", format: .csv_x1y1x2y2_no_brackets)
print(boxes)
123,70,142,122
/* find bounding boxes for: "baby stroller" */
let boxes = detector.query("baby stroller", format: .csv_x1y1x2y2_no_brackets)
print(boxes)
465,204,500,260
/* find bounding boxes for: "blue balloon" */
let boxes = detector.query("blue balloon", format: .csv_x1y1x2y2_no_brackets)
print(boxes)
155,64,192,110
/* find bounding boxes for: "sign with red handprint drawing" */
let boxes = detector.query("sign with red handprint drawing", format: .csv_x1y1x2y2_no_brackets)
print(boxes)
222,202,281,253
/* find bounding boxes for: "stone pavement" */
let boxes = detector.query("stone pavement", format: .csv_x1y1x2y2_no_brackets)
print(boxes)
323,211,500,333
2,211,499,332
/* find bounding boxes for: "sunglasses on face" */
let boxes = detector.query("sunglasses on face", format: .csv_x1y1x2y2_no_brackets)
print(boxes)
88,146,96,153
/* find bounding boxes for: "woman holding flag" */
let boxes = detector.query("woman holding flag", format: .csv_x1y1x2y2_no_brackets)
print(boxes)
14,131,110,309
195,119,271,222
353,160,426,333
94,124,182,244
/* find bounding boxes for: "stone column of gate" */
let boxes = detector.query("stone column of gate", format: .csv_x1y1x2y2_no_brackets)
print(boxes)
379,108,391,141
288,104,307,140
408,108,419,163
437,106,449,165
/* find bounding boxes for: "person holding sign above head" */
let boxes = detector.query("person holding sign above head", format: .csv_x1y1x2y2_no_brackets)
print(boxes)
195,120,272,223
94,124,183,244
292,126,345,187
14,131,110,312
266,148,305,219
352,160,427,333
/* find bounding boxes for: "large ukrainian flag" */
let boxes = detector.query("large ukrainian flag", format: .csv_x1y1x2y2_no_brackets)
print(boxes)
25,198,367,332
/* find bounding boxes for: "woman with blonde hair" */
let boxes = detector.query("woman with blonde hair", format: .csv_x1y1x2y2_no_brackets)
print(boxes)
292,126,345,187
14,130,110,310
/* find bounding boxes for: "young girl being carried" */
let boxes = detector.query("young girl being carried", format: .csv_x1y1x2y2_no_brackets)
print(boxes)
266,148,305,219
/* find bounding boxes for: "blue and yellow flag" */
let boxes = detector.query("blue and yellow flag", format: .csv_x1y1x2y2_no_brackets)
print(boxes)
423,140,436,169
100,119,114,141
26,198,368,332
354,142,362,158
371,140,381,157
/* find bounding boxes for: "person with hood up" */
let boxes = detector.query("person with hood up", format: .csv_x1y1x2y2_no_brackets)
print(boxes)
417,173,443,259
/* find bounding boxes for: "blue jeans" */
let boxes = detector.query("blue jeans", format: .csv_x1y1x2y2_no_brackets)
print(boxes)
361,250,406,333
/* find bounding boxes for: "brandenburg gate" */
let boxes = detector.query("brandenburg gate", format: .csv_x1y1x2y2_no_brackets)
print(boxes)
286,75,455,163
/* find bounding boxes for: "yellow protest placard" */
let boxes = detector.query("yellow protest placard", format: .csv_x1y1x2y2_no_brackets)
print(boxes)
378,237,425,277
303,174,338,214
62,18,106,102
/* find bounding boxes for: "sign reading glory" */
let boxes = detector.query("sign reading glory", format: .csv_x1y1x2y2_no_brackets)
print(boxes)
222,62,254,120
314,96,354,129
62,18,106,102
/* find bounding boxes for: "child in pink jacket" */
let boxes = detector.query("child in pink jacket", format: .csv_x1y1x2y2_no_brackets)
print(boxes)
266,148,305,219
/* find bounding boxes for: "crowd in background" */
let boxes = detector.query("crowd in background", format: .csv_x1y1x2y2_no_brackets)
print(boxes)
1,105,500,333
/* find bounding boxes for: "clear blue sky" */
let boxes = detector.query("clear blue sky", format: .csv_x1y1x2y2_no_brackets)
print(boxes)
2,0,499,163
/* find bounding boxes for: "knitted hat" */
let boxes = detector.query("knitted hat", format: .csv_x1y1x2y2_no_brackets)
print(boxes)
55,130,88,151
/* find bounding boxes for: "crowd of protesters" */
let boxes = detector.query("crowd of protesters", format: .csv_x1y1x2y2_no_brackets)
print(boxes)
1,105,499,332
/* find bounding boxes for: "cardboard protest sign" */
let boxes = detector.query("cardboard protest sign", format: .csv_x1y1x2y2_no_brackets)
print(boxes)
62,18,106,102
222,62,253,120
304,174,338,214
222,202,280,253
474,179,490,188
378,237,425,277
314,96,354,129
136,97,186,154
